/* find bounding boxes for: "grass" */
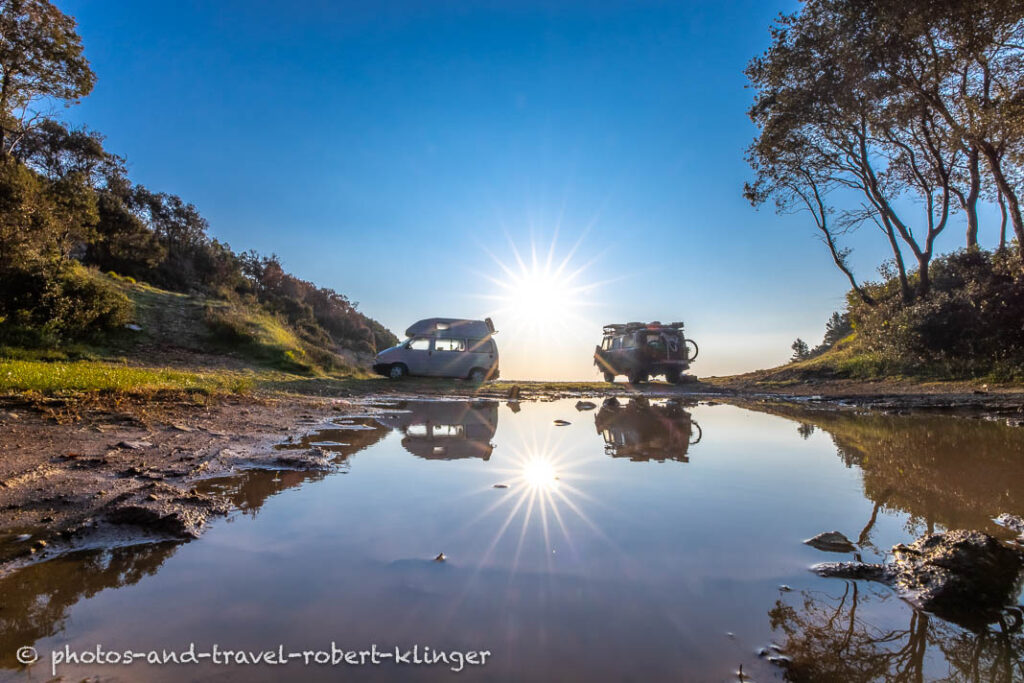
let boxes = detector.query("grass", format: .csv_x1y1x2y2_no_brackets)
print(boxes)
0,277,374,398
0,358,257,395
709,330,1024,391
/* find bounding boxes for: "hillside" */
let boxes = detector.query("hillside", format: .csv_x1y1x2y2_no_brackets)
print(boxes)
0,271,391,395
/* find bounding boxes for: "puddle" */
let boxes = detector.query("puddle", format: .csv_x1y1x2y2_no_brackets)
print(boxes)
3,399,1023,681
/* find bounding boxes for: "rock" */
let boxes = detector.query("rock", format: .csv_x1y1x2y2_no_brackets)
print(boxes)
813,530,1024,629
553,419,571,426
106,504,208,538
507,386,521,400
114,440,152,450
493,484,509,489
602,397,620,408
811,561,888,581
804,530,856,553
575,401,597,411
434,552,446,562
995,513,1024,536
170,423,193,432
124,323,143,332
778,584,792,592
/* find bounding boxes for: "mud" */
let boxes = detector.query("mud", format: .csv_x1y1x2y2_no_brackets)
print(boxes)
0,395,385,574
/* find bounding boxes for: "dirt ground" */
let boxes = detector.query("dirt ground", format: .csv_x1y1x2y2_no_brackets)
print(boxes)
0,393,367,573
2,376,1022,576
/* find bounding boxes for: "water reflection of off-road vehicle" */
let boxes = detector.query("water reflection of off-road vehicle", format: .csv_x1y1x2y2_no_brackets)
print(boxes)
373,400,498,460
594,321,698,384
595,398,702,462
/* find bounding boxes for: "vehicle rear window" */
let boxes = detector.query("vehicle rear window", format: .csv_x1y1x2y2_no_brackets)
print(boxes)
468,339,494,354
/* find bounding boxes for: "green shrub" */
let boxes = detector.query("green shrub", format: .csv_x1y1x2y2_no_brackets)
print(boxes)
845,248,1024,378
0,263,133,346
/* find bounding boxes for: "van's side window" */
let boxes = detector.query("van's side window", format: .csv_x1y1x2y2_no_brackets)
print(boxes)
468,339,494,353
623,334,637,348
435,339,465,352
409,338,431,350
611,336,622,350
601,337,611,350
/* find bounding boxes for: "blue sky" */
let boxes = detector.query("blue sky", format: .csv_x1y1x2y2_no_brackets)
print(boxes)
60,0,1001,379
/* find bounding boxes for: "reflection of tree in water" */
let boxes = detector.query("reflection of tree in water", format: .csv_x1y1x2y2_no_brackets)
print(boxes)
769,583,1024,682
0,542,179,669
742,404,1024,537
797,422,816,439
593,398,701,462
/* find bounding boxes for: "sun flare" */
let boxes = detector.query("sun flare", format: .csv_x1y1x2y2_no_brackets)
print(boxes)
478,235,604,341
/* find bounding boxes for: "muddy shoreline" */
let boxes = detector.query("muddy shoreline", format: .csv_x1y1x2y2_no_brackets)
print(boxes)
2,379,1022,576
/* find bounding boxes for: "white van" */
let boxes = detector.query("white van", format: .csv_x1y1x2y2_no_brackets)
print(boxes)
372,318,499,381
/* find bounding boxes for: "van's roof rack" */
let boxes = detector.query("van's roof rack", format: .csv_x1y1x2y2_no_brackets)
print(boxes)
602,321,685,334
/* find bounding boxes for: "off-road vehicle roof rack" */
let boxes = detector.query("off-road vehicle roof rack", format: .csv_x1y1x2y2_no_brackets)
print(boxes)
602,321,685,335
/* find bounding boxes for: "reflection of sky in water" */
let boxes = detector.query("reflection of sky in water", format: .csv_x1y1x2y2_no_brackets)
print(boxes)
6,400,1024,682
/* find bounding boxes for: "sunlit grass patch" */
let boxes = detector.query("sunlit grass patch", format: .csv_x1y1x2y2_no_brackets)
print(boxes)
0,359,254,396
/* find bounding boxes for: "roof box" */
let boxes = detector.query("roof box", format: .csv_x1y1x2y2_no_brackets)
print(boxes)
405,318,496,339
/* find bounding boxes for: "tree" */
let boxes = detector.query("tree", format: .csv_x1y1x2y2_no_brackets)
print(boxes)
791,338,810,361
851,0,1024,256
746,0,1024,301
745,1,968,300
0,0,95,154
821,311,851,347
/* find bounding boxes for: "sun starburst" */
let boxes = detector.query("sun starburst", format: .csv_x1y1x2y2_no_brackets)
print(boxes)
476,233,606,343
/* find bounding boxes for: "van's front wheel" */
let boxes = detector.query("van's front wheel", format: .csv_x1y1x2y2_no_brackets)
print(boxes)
603,372,616,383
388,364,408,379
468,368,487,383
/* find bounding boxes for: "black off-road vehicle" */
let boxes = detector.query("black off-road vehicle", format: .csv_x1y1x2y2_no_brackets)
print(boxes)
594,321,698,384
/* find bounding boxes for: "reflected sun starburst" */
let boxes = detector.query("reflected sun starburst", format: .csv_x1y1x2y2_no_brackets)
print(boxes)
450,425,617,579
520,456,560,492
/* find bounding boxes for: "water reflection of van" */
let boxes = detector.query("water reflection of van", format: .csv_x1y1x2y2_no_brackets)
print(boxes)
594,398,702,462
374,400,498,460
372,318,499,381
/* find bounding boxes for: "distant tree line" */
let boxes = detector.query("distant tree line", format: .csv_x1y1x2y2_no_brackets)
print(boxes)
792,312,852,361
0,0,396,356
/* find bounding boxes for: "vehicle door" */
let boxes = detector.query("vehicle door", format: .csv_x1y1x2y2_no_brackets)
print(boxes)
644,332,668,361
430,338,469,377
404,337,433,376
662,332,684,360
